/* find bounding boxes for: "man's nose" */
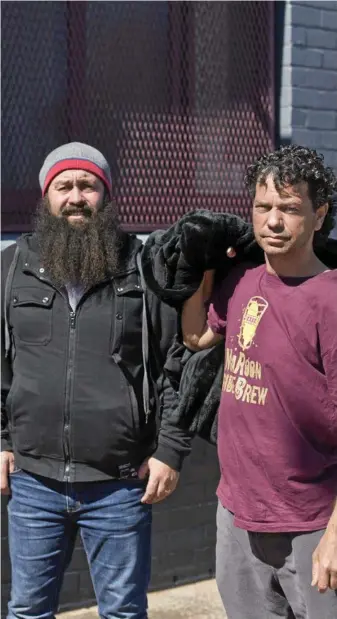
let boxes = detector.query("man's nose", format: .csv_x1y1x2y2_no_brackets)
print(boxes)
68,186,83,204
267,208,284,230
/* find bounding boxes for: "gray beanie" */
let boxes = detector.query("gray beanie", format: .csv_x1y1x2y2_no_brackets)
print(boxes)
39,142,112,197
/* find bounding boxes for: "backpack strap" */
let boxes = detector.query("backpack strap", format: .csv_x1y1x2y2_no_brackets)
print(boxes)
4,245,20,358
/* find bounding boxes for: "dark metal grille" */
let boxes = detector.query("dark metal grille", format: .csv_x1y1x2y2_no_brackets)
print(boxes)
1,1,274,233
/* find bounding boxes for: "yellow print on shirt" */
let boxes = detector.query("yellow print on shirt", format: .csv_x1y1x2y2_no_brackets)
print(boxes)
238,296,268,351
222,296,269,405
222,371,268,405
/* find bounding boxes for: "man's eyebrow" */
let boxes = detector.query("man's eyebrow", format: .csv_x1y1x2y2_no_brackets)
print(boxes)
77,177,96,183
254,198,301,207
54,179,72,187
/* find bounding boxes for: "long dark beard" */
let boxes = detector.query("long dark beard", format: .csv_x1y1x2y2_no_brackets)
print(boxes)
34,197,126,289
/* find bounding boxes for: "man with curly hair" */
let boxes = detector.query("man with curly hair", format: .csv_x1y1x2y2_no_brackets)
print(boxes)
182,145,337,618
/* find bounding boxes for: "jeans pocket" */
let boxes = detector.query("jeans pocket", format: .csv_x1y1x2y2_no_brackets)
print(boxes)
10,467,23,475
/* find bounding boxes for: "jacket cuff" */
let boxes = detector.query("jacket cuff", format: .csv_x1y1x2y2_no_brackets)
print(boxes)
1,437,13,452
153,440,186,472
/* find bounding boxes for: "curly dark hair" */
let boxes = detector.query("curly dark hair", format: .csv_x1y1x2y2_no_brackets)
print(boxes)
245,144,337,240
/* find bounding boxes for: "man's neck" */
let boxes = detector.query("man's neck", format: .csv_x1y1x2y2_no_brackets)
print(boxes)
265,250,328,278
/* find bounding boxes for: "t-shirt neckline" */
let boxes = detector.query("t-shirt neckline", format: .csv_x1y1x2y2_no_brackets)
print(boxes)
262,266,331,288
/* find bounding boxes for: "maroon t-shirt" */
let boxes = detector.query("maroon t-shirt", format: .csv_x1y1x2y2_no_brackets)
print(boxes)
208,265,337,532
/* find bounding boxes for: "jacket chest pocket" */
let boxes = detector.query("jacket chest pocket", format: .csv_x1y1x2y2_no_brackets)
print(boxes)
111,279,144,359
10,287,55,345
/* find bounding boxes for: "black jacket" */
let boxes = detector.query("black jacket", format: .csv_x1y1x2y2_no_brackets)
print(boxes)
141,209,263,308
142,209,337,444
1,233,191,482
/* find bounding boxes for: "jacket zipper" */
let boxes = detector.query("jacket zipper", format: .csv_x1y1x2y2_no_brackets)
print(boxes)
21,264,147,478
64,310,77,481
25,269,78,481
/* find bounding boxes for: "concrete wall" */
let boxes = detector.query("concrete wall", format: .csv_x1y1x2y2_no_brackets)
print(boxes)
1,439,220,614
280,0,337,171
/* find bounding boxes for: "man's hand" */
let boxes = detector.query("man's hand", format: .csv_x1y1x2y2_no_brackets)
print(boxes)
1,451,15,495
182,247,236,352
138,457,179,504
312,524,337,592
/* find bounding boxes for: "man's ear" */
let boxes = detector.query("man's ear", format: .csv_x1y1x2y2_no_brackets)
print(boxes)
314,203,329,232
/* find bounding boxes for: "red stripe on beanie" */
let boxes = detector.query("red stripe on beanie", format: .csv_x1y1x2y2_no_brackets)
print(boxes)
42,160,112,197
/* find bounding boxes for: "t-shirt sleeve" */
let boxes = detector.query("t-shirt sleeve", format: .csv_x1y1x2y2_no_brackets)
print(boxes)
207,263,251,336
207,282,229,335
319,299,337,418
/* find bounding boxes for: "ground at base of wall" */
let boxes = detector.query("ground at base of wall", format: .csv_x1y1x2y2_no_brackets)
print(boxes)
56,579,226,619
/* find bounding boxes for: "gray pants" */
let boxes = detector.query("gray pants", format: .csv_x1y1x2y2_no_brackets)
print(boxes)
216,502,337,619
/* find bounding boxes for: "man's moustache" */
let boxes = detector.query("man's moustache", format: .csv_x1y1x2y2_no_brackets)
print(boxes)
61,205,93,218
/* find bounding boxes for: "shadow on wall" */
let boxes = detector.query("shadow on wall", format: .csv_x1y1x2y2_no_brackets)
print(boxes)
274,0,290,148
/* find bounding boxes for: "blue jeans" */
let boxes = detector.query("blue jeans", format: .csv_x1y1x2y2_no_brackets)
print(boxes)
7,471,152,619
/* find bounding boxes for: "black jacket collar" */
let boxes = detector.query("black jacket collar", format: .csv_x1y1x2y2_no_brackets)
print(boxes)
16,232,143,281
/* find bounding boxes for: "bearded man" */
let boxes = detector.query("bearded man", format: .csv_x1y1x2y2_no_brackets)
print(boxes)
1,143,191,619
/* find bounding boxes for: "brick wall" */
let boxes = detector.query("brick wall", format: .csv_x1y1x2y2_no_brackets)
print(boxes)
3,1,337,613
1,439,219,613
280,0,337,171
